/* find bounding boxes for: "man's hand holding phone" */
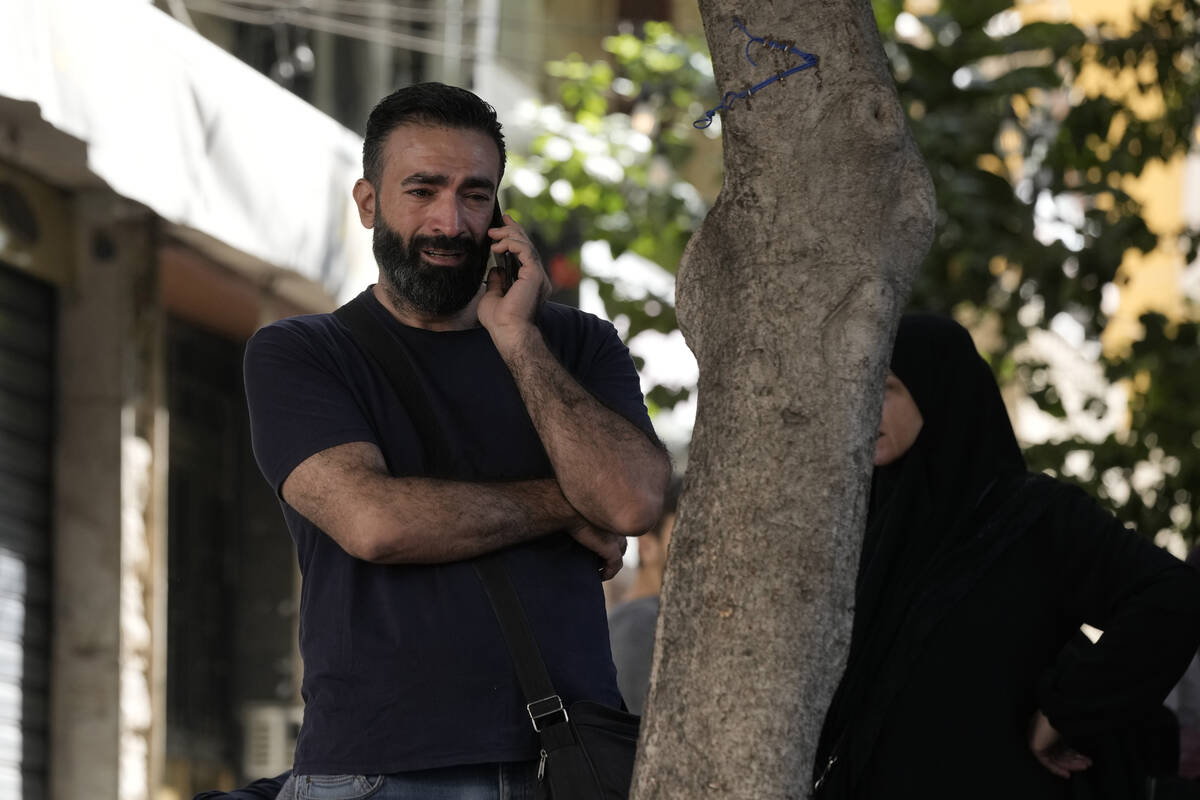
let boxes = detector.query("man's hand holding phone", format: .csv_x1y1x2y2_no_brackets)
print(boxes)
490,202,521,290
478,204,552,353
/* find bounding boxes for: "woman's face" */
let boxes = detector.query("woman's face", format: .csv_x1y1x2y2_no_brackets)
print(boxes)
875,372,924,466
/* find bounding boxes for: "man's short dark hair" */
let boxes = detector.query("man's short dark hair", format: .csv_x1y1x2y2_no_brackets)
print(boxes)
363,82,507,188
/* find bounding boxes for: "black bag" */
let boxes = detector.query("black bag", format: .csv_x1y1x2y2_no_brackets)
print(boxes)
335,294,640,799
536,701,640,799
474,555,640,800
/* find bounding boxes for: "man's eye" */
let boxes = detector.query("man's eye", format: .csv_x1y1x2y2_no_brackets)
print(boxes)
408,188,432,197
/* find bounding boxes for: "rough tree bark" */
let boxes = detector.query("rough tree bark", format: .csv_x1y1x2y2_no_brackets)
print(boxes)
630,2,936,798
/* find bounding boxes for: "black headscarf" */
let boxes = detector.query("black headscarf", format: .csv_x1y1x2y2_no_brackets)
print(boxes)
814,314,1037,795
855,314,1026,640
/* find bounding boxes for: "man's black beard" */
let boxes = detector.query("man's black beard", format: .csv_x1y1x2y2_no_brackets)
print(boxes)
374,215,489,316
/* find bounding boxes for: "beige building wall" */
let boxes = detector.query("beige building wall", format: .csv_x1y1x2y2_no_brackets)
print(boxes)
0,112,332,800
519,0,699,79
0,156,170,800
539,0,619,63
671,0,703,33
50,193,166,800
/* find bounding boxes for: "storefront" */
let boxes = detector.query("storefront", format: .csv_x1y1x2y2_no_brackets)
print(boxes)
0,2,374,797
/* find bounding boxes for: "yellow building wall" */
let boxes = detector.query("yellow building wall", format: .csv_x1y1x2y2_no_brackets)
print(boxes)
1019,0,1194,352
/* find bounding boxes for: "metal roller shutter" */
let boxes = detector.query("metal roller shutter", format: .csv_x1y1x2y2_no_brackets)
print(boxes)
0,264,53,800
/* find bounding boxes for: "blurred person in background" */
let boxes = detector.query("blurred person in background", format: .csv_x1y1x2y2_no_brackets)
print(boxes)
608,477,681,714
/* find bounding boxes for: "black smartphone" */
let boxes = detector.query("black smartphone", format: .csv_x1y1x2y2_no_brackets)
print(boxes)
491,201,520,290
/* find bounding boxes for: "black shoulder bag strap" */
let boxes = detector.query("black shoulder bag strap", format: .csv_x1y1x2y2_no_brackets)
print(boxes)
333,294,448,472
332,292,572,732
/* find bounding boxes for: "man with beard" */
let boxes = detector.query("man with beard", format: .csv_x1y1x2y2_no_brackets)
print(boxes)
241,83,670,799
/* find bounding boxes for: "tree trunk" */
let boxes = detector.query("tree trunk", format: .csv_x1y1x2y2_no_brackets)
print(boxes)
630,2,935,798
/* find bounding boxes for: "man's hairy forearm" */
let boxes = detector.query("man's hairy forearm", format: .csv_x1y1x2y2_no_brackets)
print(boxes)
282,441,581,563
497,327,669,535
356,475,581,563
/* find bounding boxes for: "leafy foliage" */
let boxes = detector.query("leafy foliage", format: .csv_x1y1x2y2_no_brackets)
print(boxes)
499,23,717,407
876,0,1200,544
508,6,1200,544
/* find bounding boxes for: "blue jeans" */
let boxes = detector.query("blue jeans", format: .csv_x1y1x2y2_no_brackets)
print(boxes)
276,761,538,800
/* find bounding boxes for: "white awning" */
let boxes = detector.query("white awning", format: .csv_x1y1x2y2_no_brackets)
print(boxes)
0,0,374,300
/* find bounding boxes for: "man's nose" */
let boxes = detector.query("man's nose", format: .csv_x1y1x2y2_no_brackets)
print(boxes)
429,195,468,237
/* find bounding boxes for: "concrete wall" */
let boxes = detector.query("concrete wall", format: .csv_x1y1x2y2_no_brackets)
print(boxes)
51,193,164,800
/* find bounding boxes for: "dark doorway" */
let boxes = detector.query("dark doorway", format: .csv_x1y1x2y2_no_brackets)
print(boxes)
165,318,296,792
0,264,55,800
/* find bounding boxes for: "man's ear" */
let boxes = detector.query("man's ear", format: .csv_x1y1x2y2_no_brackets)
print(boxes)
352,178,376,229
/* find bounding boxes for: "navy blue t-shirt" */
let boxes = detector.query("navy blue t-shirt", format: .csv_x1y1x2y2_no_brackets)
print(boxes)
243,287,651,775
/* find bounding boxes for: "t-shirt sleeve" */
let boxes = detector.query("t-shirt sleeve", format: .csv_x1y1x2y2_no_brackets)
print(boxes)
1037,484,1200,737
570,315,658,441
243,320,378,494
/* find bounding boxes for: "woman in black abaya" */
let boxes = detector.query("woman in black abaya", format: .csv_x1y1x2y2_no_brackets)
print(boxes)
813,314,1200,799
